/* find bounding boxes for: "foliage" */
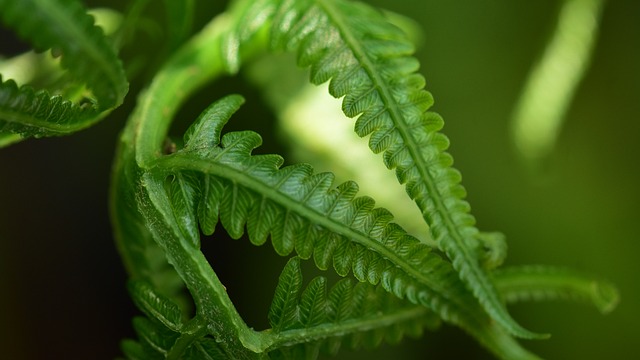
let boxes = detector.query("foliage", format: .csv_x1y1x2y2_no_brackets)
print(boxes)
0,0,619,359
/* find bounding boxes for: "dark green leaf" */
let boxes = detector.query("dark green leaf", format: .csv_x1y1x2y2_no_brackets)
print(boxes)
269,257,303,331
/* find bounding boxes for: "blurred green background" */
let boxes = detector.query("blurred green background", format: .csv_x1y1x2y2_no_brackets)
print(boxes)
1,0,638,359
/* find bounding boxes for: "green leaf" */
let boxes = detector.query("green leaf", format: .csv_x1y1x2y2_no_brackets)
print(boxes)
198,174,227,236
164,103,471,321
327,277,354,323
183,95,245,151
270,257,304,332
0,76,96,137
220,180,255,240
108,1,618,358
299,277,328,327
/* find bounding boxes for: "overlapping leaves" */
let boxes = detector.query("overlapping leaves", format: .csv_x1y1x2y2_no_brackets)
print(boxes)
122,280,228,360
260,0,542,339
109,0,619,359
155,95,537,358
267,257,439,358
494,265,620,314
162,96,481,322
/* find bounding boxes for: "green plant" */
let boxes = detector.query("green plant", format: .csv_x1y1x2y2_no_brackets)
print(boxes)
0,0,619,359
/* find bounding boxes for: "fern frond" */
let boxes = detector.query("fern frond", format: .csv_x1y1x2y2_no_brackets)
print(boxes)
162,96,481,324
266,257,439,357
265,0,543,339
494,265,620,314
0,0,128,139
128,280,185,332
106,1,618,357
157,96,538,358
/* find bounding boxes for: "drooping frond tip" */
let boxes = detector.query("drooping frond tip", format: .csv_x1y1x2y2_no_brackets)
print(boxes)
266,0,545,340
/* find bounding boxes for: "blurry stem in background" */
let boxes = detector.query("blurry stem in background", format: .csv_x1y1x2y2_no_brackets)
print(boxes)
511,0,605,164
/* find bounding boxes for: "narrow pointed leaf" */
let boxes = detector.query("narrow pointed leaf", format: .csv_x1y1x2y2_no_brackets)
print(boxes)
270,257,303,331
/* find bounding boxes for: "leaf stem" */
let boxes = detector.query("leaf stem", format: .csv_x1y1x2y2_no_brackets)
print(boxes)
123,7,273,357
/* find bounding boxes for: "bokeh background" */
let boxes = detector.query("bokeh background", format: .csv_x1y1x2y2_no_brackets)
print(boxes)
1,0,638,359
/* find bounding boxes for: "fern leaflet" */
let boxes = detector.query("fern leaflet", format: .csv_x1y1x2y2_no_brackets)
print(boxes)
108,2,618,358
